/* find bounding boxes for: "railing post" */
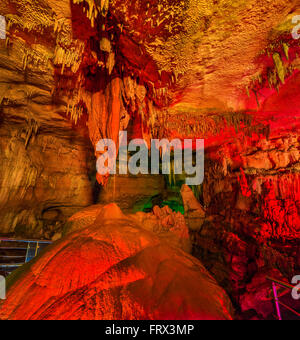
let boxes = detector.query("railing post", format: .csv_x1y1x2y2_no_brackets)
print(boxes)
1,239,52,277
25,242,30,263
35,242,39,257
272,282,282,320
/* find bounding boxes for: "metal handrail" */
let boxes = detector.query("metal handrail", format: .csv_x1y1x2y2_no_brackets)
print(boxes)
267,276,300,320
0,238,52,276
0,247,28,250
266,277,295,290
0,238,52,244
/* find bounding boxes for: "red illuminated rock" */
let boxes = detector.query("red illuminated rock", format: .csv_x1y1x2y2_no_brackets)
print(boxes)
240,269,286,319
0,204,233,320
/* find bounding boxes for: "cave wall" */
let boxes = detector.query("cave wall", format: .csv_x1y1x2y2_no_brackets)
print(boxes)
0,116,95,239
190,129,300,317
0,10,95,239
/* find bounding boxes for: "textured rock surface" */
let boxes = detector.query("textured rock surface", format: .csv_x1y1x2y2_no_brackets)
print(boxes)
0,119,95,238
0,30,95,238
0,0,299,320
98,174,165,213
0,204,233,320
130,205,191,253
190,134,300,318
66,203,191,253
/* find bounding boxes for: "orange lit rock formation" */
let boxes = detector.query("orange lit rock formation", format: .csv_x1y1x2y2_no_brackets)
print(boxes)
0,204,233,320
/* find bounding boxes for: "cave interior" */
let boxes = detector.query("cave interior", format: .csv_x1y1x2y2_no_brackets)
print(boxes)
0,0,299,320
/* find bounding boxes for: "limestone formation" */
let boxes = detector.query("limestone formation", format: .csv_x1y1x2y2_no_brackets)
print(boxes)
0,204,233,320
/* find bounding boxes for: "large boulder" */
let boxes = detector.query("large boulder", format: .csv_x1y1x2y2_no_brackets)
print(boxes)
0,204,233,320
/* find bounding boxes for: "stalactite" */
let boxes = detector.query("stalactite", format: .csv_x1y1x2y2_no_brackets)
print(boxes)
273,53,285,84
19,45,52,71
6,7,54,34
67,100,84,125
246,86,250,98
86,77,128,185
282,42,289,60
24,118,39,149
253,90,260,109
72,0,110,27
106,52,115,75
54,41,85,74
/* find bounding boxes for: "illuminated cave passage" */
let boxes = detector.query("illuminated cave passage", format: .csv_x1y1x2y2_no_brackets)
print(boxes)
0,0,300,320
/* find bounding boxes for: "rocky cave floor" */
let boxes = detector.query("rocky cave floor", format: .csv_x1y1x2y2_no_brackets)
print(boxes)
0,0,300,320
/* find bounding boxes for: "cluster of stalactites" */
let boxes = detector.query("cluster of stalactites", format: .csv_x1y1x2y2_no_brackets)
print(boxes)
54,41,85,75
80,73,171,185
72,0,110,27
245,41,298,103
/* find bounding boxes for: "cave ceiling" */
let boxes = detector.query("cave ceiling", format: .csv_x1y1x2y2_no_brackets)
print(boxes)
0,0,300,148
